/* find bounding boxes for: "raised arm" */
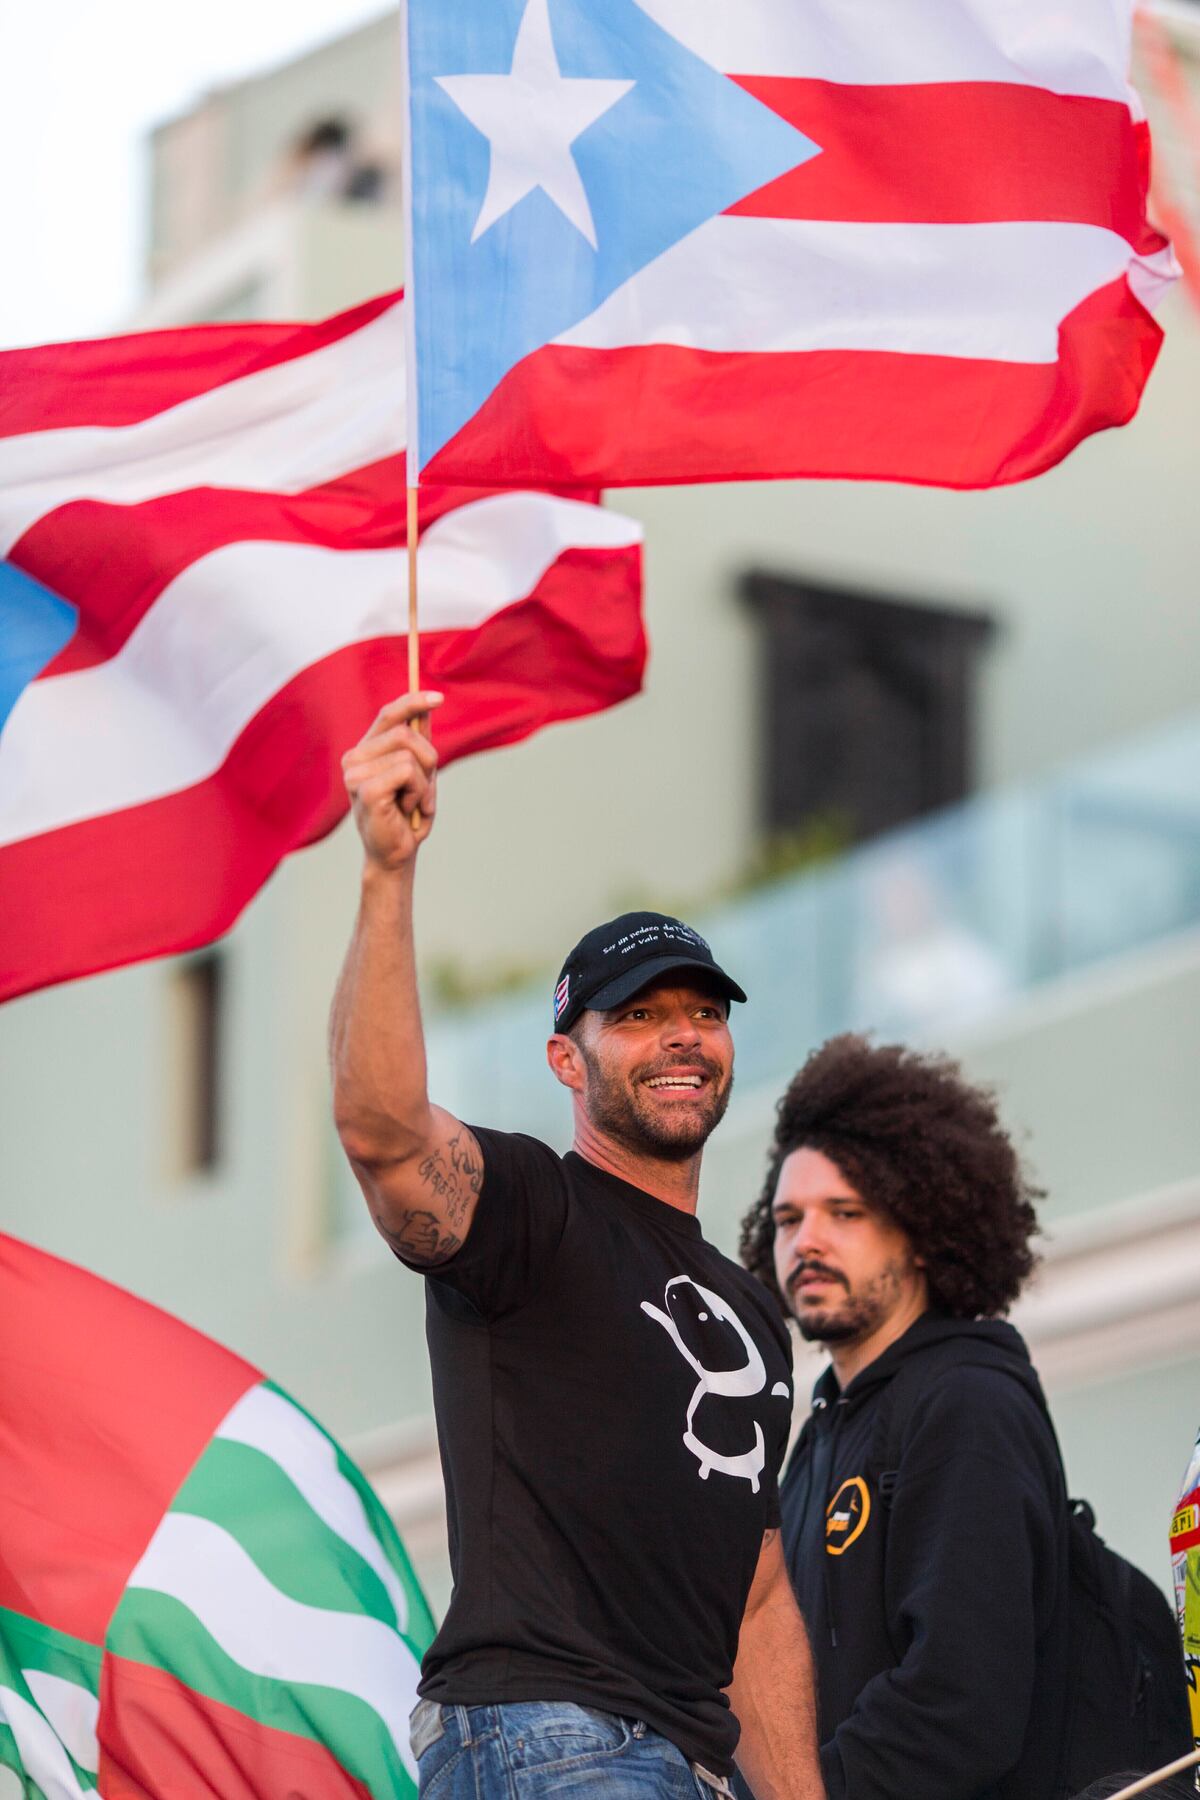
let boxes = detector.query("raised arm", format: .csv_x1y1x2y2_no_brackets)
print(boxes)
329,693,484,1266
728,1530,826,1800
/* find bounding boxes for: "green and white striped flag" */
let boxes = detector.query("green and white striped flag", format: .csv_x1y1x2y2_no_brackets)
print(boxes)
0,1232,435,1798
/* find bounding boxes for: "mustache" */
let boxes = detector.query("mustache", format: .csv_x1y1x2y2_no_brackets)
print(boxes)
634,1053,726,1084
787,1260,848,1295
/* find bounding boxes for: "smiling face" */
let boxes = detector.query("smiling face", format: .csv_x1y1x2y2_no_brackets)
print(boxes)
567,978,734,1160
771,1146,927,1354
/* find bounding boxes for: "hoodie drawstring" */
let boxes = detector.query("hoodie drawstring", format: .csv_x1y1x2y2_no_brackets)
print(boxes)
821,1399,849,1649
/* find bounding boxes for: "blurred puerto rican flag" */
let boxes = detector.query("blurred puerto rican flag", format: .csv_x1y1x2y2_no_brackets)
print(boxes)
0,1229,435,1798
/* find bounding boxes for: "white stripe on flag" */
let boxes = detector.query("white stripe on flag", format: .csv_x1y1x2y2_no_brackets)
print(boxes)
554,218,1140,362
0,492,641,847
0,303,406,557
634,0,1136,102
126,1511,421,1783
215,1385,411,1635
18,1674,98,1776
0,1687,95,1800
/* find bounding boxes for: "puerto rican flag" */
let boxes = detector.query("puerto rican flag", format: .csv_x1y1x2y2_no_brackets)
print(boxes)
0,293,645,1003
405,0,1176,489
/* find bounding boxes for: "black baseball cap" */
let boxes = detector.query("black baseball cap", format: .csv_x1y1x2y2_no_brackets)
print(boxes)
552,911,746,1033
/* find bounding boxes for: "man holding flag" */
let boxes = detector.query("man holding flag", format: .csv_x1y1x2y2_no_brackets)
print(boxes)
330,695,824,1800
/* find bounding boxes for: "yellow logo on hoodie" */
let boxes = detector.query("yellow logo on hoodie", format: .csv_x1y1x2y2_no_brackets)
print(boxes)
826,1476,871,1555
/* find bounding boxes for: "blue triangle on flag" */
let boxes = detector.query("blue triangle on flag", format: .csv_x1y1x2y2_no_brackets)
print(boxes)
0,561,78,737
409,0,820,467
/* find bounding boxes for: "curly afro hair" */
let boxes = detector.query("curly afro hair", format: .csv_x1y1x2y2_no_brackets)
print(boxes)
739,1034,1042,1321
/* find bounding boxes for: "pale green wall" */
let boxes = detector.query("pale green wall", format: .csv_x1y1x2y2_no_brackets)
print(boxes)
1051,1354,1200,1599
298,207,404,319
957,940,1200,1229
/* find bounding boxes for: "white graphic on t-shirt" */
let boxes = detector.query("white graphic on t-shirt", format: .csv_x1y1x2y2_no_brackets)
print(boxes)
640,1277,787,1492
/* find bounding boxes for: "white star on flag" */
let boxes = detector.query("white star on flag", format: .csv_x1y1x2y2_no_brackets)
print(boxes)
436,0,634,248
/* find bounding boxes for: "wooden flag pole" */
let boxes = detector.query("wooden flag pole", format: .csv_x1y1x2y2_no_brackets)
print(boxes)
1103,1748,1200,1799
406,483,424,831
407,483,421,698
399,0,426,831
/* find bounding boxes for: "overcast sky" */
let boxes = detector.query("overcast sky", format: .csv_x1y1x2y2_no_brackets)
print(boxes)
0,0,389,350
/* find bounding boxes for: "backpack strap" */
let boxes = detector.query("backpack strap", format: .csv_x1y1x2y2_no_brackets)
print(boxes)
874,1355,933,1505
873,1345,1065,1506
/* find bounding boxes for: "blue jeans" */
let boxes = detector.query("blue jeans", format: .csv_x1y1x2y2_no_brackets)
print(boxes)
409,1698,735,1798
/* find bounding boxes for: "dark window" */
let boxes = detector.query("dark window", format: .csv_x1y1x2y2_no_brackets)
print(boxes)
742,570,996,845
172,952,224,1173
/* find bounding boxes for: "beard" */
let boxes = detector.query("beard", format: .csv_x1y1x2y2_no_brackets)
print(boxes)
789,1260,910,1346
578,1042,732,1161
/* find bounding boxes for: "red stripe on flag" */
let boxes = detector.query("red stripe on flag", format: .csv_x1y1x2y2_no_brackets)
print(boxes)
729,80,1155,246
0,557,645,1002
425,276,1161,490
0,293,398,438
99,1654,375,1800
0,1235,258,1643
11,462,601,678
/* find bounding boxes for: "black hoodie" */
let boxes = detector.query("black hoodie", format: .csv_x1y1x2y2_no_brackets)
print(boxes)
782,1314,1070,1800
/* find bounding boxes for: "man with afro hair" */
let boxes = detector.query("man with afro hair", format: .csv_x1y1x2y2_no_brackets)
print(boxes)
739,1034,1070,1800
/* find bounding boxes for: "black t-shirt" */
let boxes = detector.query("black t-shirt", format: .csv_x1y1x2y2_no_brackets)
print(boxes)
407,1129,794,1776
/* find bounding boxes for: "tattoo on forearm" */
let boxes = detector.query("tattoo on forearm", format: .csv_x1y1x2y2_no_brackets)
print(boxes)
416,1129,483,1226
378,1207,462,1264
